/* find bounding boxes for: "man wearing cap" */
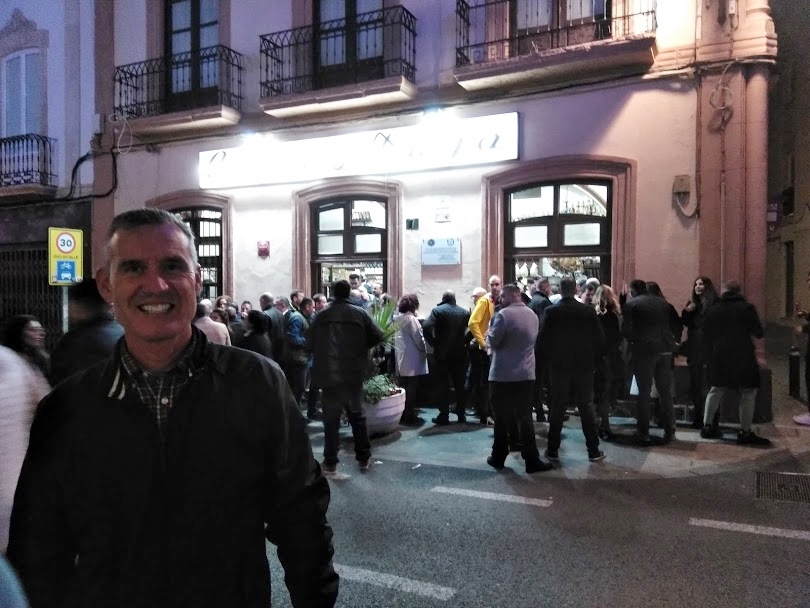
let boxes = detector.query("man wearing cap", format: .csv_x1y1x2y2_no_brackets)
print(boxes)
423,290,470,425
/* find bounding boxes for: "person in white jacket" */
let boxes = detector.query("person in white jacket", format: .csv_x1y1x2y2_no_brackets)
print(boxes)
0,343,50,553
394,294,428,425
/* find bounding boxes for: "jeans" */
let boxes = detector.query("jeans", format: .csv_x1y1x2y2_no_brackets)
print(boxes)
703,386,757,431
490,381,540,463
547,365,600,454
632,351,675,436
322,382,371,465
434,356,467,416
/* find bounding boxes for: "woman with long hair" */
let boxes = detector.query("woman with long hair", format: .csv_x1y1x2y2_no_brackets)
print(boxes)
394,293,428,425
593,285,623,440
3,315,50,378
681,276,718,427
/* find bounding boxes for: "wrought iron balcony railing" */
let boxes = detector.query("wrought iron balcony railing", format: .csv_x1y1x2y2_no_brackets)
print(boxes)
456,0,657,67
114,45,243,118
0,134,56,188
260,5,417,98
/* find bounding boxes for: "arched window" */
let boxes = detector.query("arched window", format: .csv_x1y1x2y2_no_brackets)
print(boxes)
310,198,387,297
505,181,612,289
175,207,223,299
147,190,232,299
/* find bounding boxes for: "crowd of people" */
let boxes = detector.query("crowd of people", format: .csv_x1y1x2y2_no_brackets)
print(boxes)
0,206,800,606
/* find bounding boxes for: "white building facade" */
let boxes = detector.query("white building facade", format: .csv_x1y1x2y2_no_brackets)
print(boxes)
0,1,99,340
95,0,776,324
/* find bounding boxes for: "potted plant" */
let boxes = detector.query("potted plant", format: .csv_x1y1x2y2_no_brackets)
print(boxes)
362,299,406,435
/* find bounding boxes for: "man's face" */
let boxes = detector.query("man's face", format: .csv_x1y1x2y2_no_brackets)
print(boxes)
349,276,361,289
292,291,303,305
489,277,502,298
241,302,251,316
582,285,596,304
314,297,327,312
301,302,314,317
98,224,201,356
372,284,382,297
539,281,551,296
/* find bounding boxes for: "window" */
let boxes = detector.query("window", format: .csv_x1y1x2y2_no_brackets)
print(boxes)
314,0,384,88
175,207,223,299
165,0,219,105
2,50,40,136
510,0,612,54
505,181,611,286
311,198,387,295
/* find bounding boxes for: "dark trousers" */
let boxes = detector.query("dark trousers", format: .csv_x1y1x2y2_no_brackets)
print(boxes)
547,365,599,454
490,381,540,463
595,350,621,428
688,361,707,423
434,356,467,416
286,363,308,410
532,350,548,416
306,376,320,416
469,348,491,420
399,375,424,418
632,351,675,436
322,382,371,466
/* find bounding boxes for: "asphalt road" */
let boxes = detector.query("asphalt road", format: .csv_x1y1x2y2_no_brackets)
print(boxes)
265,416,810,608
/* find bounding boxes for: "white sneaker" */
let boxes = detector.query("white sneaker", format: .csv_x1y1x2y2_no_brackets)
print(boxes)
793,412,810,426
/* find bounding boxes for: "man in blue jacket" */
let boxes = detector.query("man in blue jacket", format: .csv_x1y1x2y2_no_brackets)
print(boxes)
8,208,338,608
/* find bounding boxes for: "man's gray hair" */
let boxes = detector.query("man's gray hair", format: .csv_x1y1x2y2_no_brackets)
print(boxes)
104,208,197,267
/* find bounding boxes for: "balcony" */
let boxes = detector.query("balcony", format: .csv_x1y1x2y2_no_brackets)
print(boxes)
259,5,417,118
0,134,57,202
114,45,243,138
454,0,657,92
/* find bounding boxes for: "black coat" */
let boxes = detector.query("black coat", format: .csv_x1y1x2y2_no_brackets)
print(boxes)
236,331,274,359
703,293,763,388
681,297,712,364
528,293,553,330
49,317,124,385
539,296,605,370
308,298,383,387
622,294,679,354
8,332,338,608
422,301,470,361
263,307,287,364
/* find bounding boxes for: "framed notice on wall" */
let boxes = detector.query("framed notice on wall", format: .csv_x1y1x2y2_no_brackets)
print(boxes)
422,238,461,266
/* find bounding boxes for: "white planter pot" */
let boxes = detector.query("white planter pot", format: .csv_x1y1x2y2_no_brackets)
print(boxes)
363,388,406,435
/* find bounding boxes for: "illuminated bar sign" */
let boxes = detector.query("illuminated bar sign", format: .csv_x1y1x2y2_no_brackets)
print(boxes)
199,112,519,189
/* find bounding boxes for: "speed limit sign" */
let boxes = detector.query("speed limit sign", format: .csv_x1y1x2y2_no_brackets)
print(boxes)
55,232,76,254
48,227,83,285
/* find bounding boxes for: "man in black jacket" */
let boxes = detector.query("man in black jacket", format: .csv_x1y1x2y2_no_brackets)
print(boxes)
539,277,606,463
528,276,553,422
9,209,338,608
423,290,471,425
701,281,770,446
49,278,124,385
260,291,287,364
622,279,678,445
309,280,384,474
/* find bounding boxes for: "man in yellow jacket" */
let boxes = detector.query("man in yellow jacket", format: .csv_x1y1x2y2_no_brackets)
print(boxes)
468,276,502,424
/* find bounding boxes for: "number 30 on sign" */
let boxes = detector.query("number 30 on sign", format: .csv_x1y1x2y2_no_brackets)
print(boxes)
48,227,83,286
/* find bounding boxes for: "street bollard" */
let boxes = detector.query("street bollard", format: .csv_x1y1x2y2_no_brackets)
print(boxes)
789,346,802,399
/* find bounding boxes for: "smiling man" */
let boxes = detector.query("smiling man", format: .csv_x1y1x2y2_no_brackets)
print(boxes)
7,209,338,608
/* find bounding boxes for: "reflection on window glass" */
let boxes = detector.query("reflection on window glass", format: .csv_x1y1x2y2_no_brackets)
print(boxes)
351,200,386,228
510,185,554,221
559,184,608,216
514,225,548,248
355,233,382,253
318,235,343,255
563,223,601,246
319,208,344,231
172,1,192,30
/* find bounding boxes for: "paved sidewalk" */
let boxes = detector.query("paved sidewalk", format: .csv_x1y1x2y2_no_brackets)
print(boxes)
309,338,810,481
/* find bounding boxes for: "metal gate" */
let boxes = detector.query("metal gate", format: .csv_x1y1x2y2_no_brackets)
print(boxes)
0,244,62,351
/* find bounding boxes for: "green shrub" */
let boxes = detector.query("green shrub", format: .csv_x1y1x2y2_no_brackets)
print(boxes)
362,374,401,404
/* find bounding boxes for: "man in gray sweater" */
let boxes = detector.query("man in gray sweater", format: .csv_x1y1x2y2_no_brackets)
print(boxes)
485,284,552,473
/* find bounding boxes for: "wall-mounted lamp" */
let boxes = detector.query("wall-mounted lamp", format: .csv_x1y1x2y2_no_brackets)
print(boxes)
257,241,270,257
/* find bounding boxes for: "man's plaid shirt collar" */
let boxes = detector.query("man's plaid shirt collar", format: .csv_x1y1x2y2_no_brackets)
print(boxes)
109,326,205,438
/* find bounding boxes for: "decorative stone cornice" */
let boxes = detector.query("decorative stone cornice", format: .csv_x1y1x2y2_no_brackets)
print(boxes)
0,9,37,38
